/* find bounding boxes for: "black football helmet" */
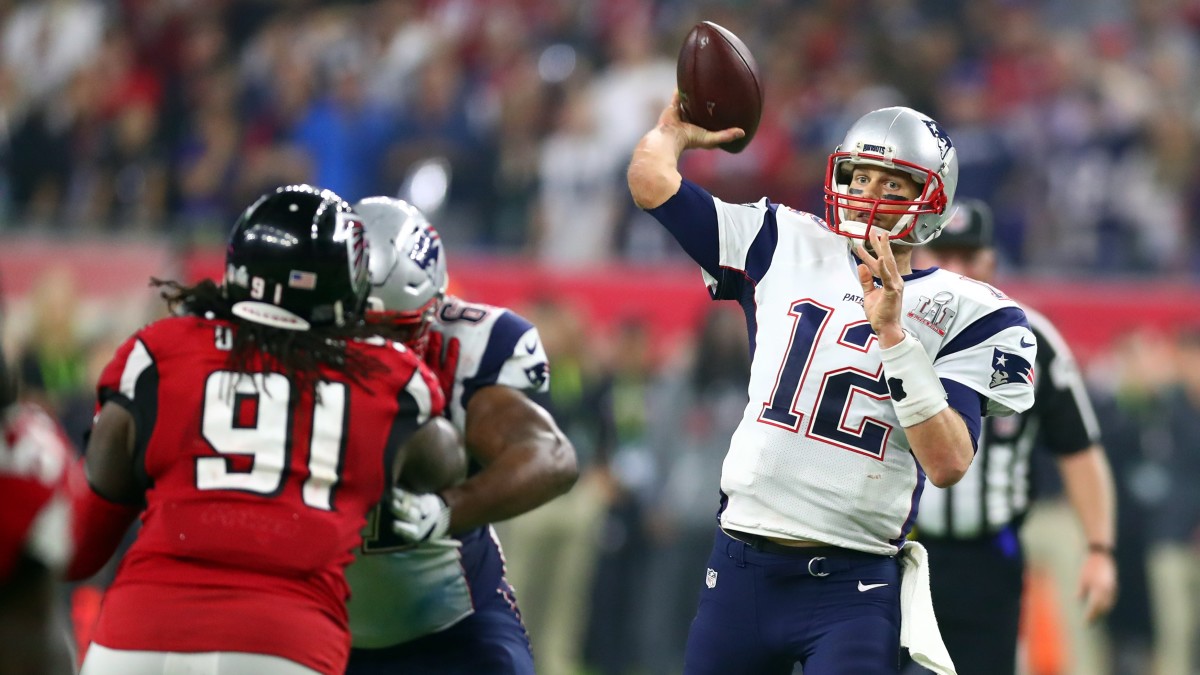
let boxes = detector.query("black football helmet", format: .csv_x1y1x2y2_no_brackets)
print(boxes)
224,184,370,330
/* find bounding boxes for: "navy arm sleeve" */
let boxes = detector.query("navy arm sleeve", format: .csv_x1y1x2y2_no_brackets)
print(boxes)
943,378,983,453
645,179,721,278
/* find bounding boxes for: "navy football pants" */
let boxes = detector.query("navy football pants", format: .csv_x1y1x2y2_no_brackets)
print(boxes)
345,579,533,675
684,528,902,674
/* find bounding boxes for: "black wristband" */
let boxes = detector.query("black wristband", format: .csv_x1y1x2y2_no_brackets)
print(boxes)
1088,543,1114,555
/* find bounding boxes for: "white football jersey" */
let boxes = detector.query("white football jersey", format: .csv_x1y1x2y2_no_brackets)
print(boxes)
699,194,1035,556
346,297,549,647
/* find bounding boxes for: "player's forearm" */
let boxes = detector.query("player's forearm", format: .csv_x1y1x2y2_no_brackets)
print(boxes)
878,330,971,486
906,409,973,488
628,126,687,209
440,432,577,533
443,391,578,533
1058,445,1116,551
67,476,141,581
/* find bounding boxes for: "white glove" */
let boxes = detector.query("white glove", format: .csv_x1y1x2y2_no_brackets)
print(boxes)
390,488,452,544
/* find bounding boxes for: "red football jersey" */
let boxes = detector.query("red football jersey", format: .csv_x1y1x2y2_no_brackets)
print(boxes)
0,403,77,582
87,316,442,675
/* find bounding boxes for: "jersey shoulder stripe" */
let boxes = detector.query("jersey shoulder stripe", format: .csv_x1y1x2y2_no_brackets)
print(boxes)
936,306,1030,360
460,308,547,397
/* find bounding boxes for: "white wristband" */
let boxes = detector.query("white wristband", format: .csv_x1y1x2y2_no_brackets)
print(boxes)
880,330,948,428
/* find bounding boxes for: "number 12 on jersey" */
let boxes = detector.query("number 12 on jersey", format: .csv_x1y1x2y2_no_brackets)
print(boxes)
759,299,894,459
198,371,347,511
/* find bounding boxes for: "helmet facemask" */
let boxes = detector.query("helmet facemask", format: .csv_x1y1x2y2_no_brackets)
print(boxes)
821,106,959,246
364,294,442,357
824,152,948,244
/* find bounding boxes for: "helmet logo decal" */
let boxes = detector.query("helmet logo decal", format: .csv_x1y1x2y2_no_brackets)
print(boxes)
524,362,549,388
336,212,369,291
288,270,317,290
922,119,953,159
226,264,250,288
408,227,441,272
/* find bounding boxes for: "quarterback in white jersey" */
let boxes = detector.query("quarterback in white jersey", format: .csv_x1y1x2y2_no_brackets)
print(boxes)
344,198,577,675
628,97,1035,674
704,200,1034,555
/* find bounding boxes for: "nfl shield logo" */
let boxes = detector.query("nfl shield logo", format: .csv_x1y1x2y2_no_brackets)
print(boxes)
705,568,718,589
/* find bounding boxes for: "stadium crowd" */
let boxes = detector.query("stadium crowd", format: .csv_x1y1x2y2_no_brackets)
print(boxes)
3,1,1200,674
2,0,1200,275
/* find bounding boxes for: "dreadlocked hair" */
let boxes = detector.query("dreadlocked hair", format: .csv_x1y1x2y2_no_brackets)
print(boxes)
152,278,385,394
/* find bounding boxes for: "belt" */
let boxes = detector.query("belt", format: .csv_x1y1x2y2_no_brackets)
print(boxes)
722,528,887,577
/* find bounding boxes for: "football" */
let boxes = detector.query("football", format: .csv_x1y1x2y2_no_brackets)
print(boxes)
676,21,763,153
395,416,466,493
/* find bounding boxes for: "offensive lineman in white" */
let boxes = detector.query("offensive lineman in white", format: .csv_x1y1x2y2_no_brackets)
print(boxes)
343,198,577,675
627,95,1036,674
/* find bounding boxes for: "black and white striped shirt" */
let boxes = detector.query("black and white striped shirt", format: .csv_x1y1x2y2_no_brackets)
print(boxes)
916,308,1101,539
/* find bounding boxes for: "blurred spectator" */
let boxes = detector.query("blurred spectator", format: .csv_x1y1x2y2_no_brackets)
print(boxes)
639,304,749,675
0,0,1196,275
293,21,395,202
584,318,663,675
497,297,615,675
2,0,105,112
1091,328,1177,674
1147,326,1200,675
173,65,243,236
387,42,493,242
531,82,623,266
18,266,86,417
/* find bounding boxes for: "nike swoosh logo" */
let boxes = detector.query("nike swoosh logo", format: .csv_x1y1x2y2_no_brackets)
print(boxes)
1020,336,1035,348
857,581,888,592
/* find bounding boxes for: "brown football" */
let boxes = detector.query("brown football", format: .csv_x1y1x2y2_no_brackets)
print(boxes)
395,416,466,493
676,21,763,153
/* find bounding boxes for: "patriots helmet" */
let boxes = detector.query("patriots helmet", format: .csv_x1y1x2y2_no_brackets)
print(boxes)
224,184,370,331
353,197,448,351
823,106,959,244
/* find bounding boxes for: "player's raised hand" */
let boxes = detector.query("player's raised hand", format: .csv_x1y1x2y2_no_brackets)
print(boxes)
855,228,906,348
657,92,745,151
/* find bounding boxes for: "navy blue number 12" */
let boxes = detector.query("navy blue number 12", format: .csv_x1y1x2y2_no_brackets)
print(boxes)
758,300,893,459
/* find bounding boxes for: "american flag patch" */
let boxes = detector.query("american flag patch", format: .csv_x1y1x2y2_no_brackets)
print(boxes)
288,270,317,289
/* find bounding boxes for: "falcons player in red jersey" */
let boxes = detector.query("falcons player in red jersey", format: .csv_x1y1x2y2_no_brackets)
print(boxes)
0,344,78,674
68,185,463,675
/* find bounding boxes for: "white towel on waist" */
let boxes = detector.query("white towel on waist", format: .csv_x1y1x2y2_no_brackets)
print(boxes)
899,540,956,674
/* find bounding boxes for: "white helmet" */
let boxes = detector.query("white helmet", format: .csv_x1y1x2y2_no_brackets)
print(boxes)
823,106,959,245
353,197,448,346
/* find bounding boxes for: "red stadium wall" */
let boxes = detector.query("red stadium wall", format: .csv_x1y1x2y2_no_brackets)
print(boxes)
0,239,1193,368
180,250,1200,366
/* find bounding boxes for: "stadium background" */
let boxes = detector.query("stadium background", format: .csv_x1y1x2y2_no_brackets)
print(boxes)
1,0,1198,673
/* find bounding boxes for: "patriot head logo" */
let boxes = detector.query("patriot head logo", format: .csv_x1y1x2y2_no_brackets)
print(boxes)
989,347,1035,389
408,226,442,272
525,362,549,388
923,118,953,159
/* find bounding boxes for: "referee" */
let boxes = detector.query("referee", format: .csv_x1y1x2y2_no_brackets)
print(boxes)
908,199,1118,674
